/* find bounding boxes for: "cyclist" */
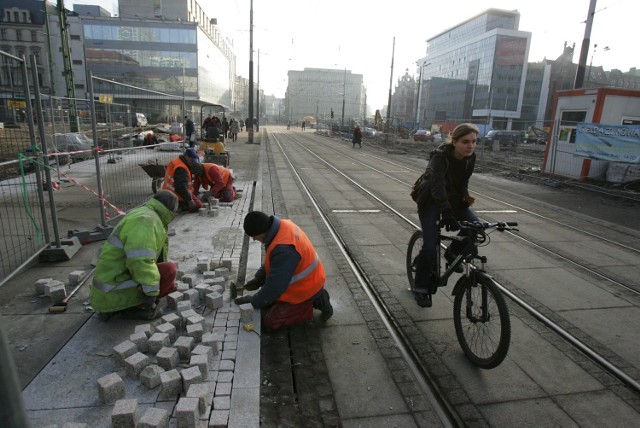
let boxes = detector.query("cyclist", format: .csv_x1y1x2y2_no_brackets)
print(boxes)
412,123,480,307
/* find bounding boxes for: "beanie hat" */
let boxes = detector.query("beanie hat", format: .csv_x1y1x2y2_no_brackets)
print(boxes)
184,148,200,162
243,211,273,236
153,190,178,212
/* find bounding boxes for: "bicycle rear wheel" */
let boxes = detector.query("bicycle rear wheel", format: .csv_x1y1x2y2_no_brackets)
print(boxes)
453,274,511,369
406,230,423,289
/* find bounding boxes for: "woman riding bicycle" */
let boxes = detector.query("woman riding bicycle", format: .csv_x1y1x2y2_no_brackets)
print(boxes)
413,123,480,308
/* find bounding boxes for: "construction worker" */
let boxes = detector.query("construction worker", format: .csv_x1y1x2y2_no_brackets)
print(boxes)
161,148,204,212
90,191,179,320
193,162,237,203
234,211,334,331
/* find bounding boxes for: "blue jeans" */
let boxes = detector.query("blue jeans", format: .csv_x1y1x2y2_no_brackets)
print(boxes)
414,204,479,291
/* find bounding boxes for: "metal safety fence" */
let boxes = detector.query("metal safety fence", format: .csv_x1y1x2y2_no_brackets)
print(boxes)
0,55,191,284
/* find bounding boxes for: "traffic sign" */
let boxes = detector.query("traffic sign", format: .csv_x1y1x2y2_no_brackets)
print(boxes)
99,94,113,104
8,100,26,108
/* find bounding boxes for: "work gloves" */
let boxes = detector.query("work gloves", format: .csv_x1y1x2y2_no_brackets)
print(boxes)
234,295,252,305
244,277,264,291
200,190,212,202
440,208,459,232
462,196,476,208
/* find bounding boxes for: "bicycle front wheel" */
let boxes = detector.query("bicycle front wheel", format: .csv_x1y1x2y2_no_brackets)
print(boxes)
406,230,423,289
453,274,511,369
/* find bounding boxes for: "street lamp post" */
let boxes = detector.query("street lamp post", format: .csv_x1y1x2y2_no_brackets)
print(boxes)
414,61,430,130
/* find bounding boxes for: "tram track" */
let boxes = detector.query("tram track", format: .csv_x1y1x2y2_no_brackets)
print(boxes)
266,129,640,407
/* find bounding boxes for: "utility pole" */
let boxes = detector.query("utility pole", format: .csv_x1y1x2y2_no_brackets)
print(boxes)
385,37,395,134
341,68,346,129
574,0,597,89
57,0,79,132
247,0,254,143
256,49,260,132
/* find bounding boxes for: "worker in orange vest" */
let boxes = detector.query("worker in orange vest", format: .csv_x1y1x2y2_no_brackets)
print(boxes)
161,148,204,212
193,163,237,202
234,211,333,330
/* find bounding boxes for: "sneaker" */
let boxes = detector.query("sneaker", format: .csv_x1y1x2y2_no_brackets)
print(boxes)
320,307,333,323
414,291,432,308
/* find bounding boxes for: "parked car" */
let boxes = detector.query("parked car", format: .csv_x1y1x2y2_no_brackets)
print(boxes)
480,130,522,148
364,127,377,137
53,133,94,162
413,129,434,142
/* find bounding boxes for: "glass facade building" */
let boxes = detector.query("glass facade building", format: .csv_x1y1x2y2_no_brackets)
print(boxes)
419,9,531,130
82,17,231,121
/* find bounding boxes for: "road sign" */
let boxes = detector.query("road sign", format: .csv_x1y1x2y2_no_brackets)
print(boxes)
8,100,26,108
99,94,113,104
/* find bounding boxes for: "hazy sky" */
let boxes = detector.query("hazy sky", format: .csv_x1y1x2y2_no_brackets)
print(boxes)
68,0,636,110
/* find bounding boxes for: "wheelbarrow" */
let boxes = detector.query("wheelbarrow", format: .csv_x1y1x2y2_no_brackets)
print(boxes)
139,163,166,193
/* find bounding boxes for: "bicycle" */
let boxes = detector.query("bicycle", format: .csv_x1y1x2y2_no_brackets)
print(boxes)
406,221,518,369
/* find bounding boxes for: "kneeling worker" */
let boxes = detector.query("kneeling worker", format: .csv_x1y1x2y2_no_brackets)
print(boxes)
234,211,333,330
90,191,179,320
162,148,204,212
193,162,236,203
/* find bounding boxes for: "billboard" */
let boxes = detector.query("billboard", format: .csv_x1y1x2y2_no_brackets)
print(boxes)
574,123,640,164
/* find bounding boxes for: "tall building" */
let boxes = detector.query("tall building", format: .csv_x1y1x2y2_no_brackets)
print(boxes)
286,68,365,127
390,69,417,129
418,8,531,131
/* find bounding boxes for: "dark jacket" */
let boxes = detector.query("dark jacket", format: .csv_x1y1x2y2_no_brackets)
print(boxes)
417,143,475,213
185,118,195,136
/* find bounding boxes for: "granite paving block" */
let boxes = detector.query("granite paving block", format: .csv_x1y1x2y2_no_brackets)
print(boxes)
97,372,125,404
175,397,199,428
176,282,189,293
200,333,220,354
239,304,253,323
176,300,191,313
139,364,165,389
155,346,179,370
221,350,236,361
205,292,223,310
213,395,230,410
181,366,203,393
155,322,177,342
192,345,214,364
187,383,213,414
215,381,232,397
159,369,182,398
197,259,212,273
180,308,197,320
183,288,200,305
220,259,232,269
68,270,87,285
134,323,154,338
186,323,204,342
217,371,233,383
206,284,223,295
45,283,67,302
219,360,234,371
203,271,216,280
124,352,151,378
209,277,226,290
189,354,209,377
214,267,229,278
111,398,139,428
129,332,149,353
137,407,169,428
161,312,181,328
148,332,170,354
186,313,205,328
113,340,138,365
209,410,229,428
166,291,184,309
181,274,196,287
195,283,210,300
34,277,54,295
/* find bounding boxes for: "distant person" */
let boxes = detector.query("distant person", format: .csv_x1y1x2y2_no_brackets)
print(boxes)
193,162,237,203
161,148,204,212
234,211,334,330
90,191,179,320
301,121,306,131
222,117,229,139
239,119,245,132
202,114,213,132
352,126,363,148
411,123,479,308
184,115,195,147
143,131,159,146
229,119,239,142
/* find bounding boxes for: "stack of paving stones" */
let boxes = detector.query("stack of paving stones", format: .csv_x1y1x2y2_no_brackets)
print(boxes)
33,270,89,303
96,258,255,427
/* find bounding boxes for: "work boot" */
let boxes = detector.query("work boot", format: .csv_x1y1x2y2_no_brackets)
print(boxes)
313,289,333,324
414,290,432,308
120,305,164,320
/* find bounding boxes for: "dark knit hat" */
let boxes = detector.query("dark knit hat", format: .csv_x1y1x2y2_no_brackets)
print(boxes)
153,190,178,212
184,148,200,162
243,211,273,236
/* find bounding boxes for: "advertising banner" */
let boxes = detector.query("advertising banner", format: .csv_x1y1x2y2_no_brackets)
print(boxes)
575,123,640,164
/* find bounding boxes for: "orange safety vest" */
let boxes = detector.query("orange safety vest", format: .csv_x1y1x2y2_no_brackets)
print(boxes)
265,219,325,304
161,157,194,201
203,163,231,186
